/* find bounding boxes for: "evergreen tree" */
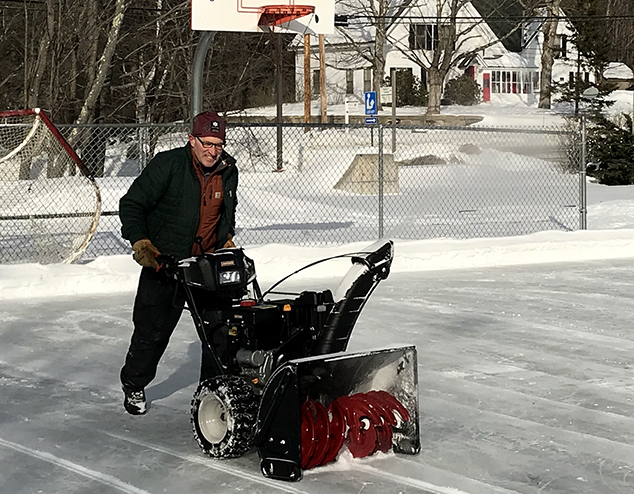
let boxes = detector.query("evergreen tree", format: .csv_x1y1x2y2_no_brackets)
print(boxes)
587,115,634,185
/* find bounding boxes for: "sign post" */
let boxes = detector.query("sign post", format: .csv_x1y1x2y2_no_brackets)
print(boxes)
365,90,377,145
365,91,377,118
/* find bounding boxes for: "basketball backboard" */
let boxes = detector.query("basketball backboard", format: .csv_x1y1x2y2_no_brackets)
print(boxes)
191,0,334,34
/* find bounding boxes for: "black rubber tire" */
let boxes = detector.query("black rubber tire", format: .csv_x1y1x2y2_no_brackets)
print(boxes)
191,375,258,458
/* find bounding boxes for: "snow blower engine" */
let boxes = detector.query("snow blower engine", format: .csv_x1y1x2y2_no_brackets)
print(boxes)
157,239,420,481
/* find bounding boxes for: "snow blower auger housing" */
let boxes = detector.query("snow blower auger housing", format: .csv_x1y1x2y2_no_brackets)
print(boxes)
157,239,420,481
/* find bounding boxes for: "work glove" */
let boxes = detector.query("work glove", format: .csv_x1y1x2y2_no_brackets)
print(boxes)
223,235,236,249
132,239,160,269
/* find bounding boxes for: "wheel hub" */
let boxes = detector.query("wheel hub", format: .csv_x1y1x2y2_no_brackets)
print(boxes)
198,393,228,444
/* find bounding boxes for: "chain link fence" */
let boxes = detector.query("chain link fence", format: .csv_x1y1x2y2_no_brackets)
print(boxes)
2,120,583,263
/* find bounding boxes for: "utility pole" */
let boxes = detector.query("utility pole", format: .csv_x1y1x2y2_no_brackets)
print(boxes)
319,34,326,124
304,34,311,131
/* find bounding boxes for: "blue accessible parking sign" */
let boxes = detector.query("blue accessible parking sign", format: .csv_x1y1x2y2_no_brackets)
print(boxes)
364,91,377,115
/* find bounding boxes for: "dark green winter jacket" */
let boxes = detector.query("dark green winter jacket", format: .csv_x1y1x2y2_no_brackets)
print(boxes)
119,144,238,260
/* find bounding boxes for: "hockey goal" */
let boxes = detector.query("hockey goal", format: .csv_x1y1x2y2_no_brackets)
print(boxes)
0,109,101,264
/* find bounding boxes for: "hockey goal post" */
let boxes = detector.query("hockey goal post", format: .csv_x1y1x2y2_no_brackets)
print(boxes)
0,108,101,264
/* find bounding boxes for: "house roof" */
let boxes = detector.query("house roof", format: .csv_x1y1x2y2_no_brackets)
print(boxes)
604,62,634,80
480,51,538,69
291,0,505,51
470,0,524,52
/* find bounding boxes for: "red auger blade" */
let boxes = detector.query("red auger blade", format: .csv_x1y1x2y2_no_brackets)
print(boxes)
300,400,316,469
320,400,346,466
304,400,331,469
257,346,420,481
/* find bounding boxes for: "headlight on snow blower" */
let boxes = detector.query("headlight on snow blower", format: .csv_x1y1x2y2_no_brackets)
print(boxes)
180,249,252,297
219,269,241,285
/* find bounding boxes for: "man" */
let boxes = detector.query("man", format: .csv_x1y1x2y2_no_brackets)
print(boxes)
118,111,238,415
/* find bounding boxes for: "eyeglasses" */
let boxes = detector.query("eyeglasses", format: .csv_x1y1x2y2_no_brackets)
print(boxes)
195,136,224,150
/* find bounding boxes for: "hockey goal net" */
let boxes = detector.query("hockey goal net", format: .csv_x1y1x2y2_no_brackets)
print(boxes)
0,109,101,264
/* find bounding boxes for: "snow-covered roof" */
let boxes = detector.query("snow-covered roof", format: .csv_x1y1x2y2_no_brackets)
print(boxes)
291,0,503,54
604,62,634,80
481,51,538,70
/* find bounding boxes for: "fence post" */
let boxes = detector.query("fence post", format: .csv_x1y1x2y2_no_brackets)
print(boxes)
392,73,397,153
579,117,587,230
378,124,384,239
276,33,283,171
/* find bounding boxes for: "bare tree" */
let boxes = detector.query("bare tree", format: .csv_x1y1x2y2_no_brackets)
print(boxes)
538,0,562,108
0,0,129,122
26,0,53,108
74,0,128,125
119,0,188,124
336,0,417,109
605,0,634,72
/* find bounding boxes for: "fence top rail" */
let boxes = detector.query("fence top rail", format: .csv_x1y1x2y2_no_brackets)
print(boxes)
52,121,575,135
55,123,188,129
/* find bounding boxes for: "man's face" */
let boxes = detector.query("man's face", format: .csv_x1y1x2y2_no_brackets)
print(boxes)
189,135,224,167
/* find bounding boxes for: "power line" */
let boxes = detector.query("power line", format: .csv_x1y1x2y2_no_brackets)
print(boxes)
339,14,634,22
0,1,181,13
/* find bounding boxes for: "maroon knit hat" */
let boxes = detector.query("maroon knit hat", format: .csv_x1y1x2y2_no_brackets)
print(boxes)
192,111,226,141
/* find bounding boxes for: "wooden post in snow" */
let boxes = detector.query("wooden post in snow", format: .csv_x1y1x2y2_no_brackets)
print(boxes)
304,34,311,131
319,34,327,124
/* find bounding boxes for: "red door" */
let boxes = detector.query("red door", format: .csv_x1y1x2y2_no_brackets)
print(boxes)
482,73,491,102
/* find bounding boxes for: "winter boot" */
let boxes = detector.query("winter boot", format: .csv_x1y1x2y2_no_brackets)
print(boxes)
123,386,147,415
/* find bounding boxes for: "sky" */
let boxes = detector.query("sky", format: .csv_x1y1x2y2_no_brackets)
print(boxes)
2,101,634,494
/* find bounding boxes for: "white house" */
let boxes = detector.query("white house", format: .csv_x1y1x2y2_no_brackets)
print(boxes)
484,10,594,106
292,2,594,107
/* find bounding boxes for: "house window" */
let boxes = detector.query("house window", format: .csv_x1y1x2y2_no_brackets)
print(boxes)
567,72,591,89
512,71,519,93
346,69,354,95
491,70,540,94
409,24,423,50
439,24,455,51
523,72,531,94
409,24,438,50
501,71,511,93
334,14,348,27
492,71,500,93
532,72,540,92
364,68,372,92
554,34,567,59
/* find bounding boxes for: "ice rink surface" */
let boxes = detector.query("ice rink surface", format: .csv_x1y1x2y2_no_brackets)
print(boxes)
1,257,633,494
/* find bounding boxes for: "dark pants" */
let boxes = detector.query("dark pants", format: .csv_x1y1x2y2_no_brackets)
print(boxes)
120,267,224,391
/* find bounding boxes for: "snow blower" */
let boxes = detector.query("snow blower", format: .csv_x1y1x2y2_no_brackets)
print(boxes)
157,239,420,481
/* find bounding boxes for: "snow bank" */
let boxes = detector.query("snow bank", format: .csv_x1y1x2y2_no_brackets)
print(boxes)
2,229,634,301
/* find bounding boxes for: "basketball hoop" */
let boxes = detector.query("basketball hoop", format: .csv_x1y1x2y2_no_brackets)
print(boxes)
191,0,332,34
258,4,315,27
